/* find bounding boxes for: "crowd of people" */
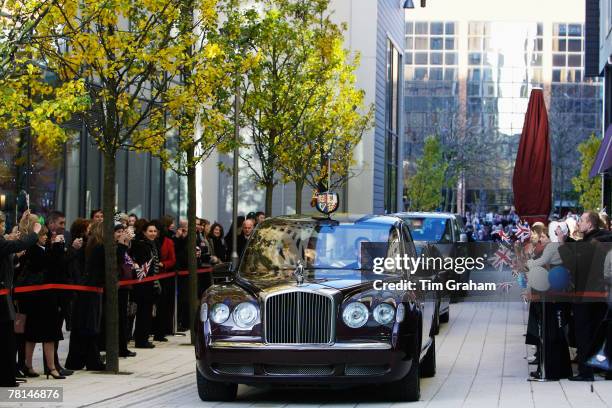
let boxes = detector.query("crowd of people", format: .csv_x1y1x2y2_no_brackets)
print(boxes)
512,210,612,381
0,208,265,387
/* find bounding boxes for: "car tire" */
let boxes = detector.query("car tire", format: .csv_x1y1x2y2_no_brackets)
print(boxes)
439,308,449,323
386,332,421,402
432,304,440,335
420,337,436,378
196,367,237,402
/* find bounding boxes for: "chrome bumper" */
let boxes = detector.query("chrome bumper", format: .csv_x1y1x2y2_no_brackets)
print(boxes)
209,341,392,350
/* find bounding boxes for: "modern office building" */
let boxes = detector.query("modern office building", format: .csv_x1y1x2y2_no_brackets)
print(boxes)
404,0,602,214
198,0,406,226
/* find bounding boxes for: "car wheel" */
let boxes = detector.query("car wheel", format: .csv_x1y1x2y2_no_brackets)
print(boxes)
196,367,237,401
440,308,449,323
386,334,421,401
420,336,436,378
432,304,440,335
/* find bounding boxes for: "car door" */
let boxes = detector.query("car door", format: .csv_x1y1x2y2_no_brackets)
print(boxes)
402,223,434,348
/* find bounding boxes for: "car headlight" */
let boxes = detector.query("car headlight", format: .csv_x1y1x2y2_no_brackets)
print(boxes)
200,303,208,322
232,302,259,328
210,303,230,324
373,303,395,325
342,302,369,328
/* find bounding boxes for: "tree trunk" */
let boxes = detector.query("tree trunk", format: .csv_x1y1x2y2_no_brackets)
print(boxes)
102,151,119,373
186,146,199,345
265,182,274,216
295,179,304,214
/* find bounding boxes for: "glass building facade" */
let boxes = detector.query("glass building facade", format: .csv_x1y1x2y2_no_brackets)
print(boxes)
404,20,602,212
0,126,187,228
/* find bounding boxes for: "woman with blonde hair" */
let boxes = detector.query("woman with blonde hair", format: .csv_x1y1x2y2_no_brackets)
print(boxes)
0,210,41,387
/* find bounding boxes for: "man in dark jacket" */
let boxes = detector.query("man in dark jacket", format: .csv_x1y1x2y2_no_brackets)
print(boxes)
558,211,612,381
0,211,41,387
236,219,254,260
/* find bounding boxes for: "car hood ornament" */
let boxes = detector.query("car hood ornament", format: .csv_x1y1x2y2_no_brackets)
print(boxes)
293,261,305,286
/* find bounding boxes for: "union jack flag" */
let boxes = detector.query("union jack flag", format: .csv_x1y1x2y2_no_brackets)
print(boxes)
489,245,513,271
124,252,134,268
136,259,152,281
498,281,514,293
493,229,511,243
513,223,531,242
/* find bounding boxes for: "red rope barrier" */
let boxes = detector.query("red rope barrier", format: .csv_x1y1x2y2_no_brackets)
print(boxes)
0,267,212,295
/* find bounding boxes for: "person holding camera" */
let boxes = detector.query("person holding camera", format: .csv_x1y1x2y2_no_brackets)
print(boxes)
18,219,66,379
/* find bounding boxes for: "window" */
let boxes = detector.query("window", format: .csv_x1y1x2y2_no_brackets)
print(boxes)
385,40,401,213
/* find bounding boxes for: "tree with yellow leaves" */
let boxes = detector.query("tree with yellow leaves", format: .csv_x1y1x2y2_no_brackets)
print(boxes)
1,0,235,372
156,0,259,344
277,22,373,214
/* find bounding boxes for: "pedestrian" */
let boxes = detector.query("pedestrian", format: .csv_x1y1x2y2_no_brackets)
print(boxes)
90,209,104,224
44,210,73,377
128,214,138,228
152,219,175,342
65,222,105,371
208,223,227,263
236,219,254,259
129,221,160,348
0,210,40,387
525,223,573,380
115,224,136,358
18,223,66,379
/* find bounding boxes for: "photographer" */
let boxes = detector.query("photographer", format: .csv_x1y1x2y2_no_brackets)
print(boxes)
0,210,40,387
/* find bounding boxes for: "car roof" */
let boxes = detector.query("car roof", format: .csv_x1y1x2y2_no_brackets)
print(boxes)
266,213,402,226
393,211,458,220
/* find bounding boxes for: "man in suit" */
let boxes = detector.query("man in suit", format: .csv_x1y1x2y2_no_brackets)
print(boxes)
236,219,254,260
558,211,612,381
0,210,41,387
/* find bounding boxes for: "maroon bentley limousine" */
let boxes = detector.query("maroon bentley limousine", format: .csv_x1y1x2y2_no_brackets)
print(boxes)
194,214,438,402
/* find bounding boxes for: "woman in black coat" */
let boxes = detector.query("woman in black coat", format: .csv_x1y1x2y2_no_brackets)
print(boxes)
208,223,228,263
129,221,160,348
65,222,105,371
19,225,66,379
0,211,40,387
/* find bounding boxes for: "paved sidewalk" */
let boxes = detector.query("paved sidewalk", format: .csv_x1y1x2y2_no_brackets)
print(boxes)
6,301,612,408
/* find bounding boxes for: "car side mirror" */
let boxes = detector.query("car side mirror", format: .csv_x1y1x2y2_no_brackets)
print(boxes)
212,262,234,283
459,233,468,243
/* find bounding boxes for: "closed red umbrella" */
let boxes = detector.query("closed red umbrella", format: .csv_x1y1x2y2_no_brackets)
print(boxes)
512,88,551,225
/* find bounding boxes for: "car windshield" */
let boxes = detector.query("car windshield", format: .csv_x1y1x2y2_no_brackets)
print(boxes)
405,217,452,243
239,220,402,281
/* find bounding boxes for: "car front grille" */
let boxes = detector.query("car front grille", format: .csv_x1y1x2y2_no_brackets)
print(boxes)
265,291,333,344
264,364,334,376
